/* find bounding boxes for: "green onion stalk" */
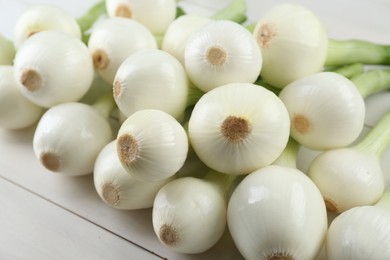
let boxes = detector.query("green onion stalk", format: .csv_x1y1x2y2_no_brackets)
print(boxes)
326,39,390,66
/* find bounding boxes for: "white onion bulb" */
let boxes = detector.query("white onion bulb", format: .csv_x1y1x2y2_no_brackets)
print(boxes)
13,4,81,49
188,83,290,175
326,206,390,259
185,20,262,92
33,102,113,176
152,175,227,254
253,3,328,88
116,109,188,182
0,66,43,129
105,0,176,36
308,148,385,213
162,14,211,65
14,31,94,108
88,17,157,84
278,72,365,150
93,141,173,210
113,49,188,119
228,165,328,260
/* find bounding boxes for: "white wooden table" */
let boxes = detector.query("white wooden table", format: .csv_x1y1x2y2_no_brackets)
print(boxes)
1,0,390,259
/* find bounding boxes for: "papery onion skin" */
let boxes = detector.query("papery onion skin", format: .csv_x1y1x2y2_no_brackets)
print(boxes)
189,83,290,175
185,20,262,92
326,206,390,260
253,3,328,88
279,72,365,150
227,165,327,260
33,102,113,176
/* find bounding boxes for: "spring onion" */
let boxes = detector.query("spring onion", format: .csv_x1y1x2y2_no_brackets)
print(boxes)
152,171,237,254
326,39,390,66
116,109,188,182
93,140,173,210
14,31,94,108
278,72,365,150
88,17,157,84
185,20,262,92
325,192,390,260
113,49,188,120
0,66,43,130
105,0,177,36
308,110,390,213
162,0,247,65
33,94,115,176
13,4,82,49
227,165,327,260
188,83,290,175
0,34,15,65
252,3,328,88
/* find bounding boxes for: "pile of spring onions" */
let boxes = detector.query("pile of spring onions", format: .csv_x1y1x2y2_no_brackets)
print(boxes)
2,0,390,259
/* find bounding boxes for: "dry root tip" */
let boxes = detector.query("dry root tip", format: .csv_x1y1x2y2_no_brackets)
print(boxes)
292,114,310,135
159,224,179,247
40,152,60,172
102,183,120,206
117,134,139,166
256,23,277,48
113,80,122,98
115,3,132,18
267,254,294,260
206,46,227,66
21,68,42,92
324,198,339,213
92,49,110,70
221,115,251,143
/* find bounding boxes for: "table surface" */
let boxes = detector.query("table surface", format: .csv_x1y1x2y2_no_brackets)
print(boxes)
1,0,390,259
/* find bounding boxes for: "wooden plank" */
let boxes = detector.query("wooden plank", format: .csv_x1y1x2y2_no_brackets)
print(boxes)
0,177,160,260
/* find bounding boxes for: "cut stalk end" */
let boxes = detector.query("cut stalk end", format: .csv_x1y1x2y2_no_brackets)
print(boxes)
117,133,139,166
159,224,179,247
115,3,132,18
113,80,122,98
221,115,251,143
92,49,110,70
102,182,120,206
255,23,277,48
21,68,42,92
292,114,311,135
206,46,227,67
40,152,60,172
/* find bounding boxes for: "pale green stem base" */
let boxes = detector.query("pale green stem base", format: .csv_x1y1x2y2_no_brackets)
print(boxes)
354,110,390,158
326,39,390,66
204,171,242,201
351,69,390,98
272,138,300,169
325,63,364,79
211,0,247,24
92,92,117,120
0,34,16,65
375,188,390,211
